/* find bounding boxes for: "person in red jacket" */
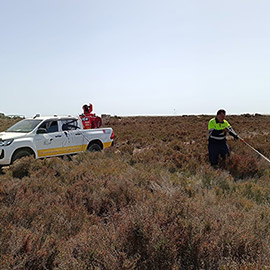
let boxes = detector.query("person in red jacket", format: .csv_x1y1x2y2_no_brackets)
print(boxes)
80,104,102,129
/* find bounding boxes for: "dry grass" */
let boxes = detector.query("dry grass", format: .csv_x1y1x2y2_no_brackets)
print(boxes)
1,114,270,269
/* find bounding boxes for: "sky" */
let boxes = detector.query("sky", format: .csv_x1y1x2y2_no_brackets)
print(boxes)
1,0,270,117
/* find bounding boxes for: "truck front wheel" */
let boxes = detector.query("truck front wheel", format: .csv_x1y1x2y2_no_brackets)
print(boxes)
11,149,33,163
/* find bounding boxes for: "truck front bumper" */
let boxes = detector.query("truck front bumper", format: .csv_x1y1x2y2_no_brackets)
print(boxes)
0,147,12,166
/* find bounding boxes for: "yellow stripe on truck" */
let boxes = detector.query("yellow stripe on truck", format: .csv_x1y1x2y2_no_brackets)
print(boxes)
38,144,88,157
103,141,112,149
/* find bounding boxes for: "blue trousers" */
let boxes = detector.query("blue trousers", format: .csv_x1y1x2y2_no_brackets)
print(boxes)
208,141,230,166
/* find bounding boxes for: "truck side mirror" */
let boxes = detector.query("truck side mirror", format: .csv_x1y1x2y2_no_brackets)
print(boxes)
37,128,47,134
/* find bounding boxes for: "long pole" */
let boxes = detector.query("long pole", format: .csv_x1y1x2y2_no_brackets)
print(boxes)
239,136,270,164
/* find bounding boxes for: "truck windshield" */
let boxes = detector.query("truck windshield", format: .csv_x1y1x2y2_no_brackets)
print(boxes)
6,119,42,133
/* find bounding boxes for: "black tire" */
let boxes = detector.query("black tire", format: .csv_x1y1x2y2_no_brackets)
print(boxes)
88,143,102,152
12,150,33,163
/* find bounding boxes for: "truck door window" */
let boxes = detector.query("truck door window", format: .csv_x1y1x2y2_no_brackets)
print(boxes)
39,121,59,133
47,121,58,133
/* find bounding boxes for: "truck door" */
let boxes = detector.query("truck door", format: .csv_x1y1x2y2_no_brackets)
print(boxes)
60,119,85,153
35,120,65,158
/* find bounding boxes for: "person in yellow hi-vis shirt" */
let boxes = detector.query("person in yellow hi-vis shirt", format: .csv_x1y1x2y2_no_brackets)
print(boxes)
208,109,238,167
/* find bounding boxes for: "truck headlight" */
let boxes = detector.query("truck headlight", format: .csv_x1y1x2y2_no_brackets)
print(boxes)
0,139,14,146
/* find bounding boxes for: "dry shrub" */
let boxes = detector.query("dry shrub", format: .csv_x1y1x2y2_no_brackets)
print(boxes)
9,157,33,179
225,154,259,179
1,115,270,269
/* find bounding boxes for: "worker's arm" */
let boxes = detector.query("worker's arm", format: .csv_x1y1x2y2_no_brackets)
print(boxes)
225,121,238,139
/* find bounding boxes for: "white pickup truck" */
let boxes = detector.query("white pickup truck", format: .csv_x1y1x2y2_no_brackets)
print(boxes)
0,115,114,167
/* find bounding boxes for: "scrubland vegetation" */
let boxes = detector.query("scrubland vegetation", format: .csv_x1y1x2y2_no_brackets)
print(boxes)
1,115,270,269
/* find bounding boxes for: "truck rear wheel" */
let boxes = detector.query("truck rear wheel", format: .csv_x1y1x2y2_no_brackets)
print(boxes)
87,143,102,152
12,149,33,163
